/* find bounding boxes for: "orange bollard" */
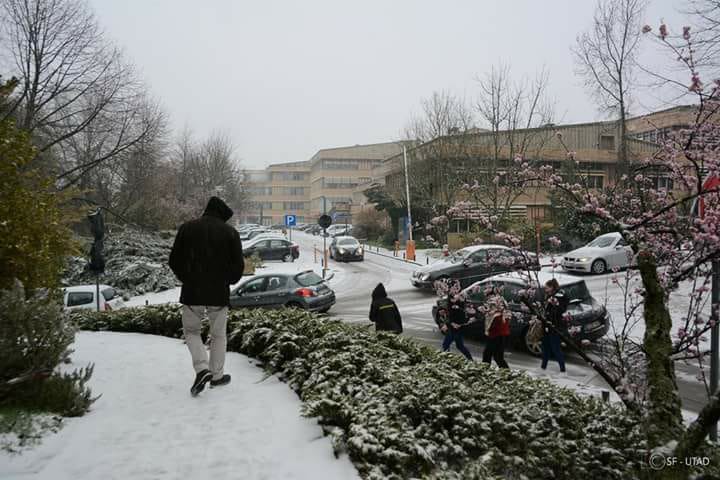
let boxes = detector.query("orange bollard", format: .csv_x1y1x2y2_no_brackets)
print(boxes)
406,240,416,261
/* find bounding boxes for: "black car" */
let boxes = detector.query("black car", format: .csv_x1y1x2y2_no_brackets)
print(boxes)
431,272,610,356
243,238,299,262
230,271,335,313
411,245,539,290
329,236,364,262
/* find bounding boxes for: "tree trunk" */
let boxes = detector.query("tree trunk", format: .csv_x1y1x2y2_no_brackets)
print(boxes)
637,250,683,445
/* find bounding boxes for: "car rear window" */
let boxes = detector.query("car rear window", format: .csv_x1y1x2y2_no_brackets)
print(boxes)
101,287,116,301
563,281,591,301
67,292,94,306
295,272,323,286
338,238,358,246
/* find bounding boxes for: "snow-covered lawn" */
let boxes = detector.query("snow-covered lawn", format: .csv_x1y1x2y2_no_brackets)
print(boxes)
0,332,359,480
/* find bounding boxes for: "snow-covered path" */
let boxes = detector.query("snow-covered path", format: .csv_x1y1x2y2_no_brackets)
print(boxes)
0,332,359,480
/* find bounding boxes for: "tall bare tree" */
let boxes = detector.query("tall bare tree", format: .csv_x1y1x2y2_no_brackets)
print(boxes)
472,65,555,224
0,0,160,185
686,0,720,73
399,91,476,222
573,0,647,177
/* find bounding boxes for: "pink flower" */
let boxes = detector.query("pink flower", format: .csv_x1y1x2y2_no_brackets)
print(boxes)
642,25,652,34
689,73,703,92
683,26,691,41
659,23,668,40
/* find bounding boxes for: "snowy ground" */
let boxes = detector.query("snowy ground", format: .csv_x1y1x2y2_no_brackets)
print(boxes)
0,332,359,480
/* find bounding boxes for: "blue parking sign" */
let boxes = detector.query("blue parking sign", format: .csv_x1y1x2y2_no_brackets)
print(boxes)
284,214,297,227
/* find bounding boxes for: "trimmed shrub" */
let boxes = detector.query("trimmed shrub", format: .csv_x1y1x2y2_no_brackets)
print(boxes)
73,306,719,479
0,282,95,417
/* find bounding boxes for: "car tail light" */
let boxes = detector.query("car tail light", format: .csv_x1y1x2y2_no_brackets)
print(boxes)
291,245,299,252
295,288,316,297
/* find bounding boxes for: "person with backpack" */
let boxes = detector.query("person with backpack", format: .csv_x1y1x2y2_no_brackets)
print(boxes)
482,288,511,368
435,280,473,360
540,278,569,374
369,283,403,333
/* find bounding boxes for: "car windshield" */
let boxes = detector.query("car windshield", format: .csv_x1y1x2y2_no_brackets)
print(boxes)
295,271,324,287
587,236,616,248
450,248,474,262
338,238,358,246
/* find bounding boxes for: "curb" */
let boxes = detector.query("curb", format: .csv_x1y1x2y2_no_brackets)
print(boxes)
363,247,424,266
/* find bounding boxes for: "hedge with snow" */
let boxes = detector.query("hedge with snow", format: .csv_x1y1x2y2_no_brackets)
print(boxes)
72,306,718,480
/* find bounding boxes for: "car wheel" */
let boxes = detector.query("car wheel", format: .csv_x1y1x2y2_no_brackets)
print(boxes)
282,253,293,263
591,259,607,275
524,327,543,357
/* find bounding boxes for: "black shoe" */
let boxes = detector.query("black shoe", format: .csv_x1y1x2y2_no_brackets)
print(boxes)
210,374,231,388
190,369,212,397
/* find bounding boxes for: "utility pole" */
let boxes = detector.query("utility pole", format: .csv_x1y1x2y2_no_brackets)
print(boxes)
402,145,416,260
322,196,328,279
711,259,719,441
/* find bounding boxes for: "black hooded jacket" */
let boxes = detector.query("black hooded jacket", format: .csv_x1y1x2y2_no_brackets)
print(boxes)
169,197,244,306
369,283,402,333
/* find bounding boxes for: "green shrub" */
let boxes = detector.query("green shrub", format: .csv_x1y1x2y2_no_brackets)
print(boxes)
0,281,96,417
72,306,719,479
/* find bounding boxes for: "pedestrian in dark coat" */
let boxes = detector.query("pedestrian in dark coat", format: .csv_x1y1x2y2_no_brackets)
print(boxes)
369,283,403,333
540,278,569,373
482,289,511,368
169,196,244,396
436,281,473,360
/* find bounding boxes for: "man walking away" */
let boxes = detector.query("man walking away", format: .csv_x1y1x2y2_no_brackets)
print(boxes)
482,288,510,368
169,196,244,396
369,283,403,333
540,278,569,374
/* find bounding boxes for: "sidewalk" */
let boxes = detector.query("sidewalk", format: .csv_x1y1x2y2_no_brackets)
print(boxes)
0,332,359,480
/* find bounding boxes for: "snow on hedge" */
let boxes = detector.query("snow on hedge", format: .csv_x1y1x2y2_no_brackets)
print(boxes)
72,306,720,479
64,228,178,296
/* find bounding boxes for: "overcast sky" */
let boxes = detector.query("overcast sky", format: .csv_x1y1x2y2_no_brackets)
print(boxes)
90,0,685,169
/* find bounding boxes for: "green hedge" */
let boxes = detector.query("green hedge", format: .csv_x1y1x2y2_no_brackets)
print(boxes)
72,306,717,479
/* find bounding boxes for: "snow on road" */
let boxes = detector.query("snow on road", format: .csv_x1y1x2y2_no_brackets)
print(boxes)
0,332,359,480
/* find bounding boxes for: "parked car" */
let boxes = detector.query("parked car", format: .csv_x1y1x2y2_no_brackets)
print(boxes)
562,232,634,275
243,237,299,262
63,285,125,311
307,225,322,235
431,272,610,355
230,270,335,313
330,226,353,238
411,244,539,290
322,224,352,237
329,236,364,262
241,229,272,241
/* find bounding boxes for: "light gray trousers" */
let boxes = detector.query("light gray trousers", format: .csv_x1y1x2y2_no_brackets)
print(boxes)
181,305,228,380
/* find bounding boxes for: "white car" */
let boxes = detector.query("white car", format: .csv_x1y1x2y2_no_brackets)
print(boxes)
63,285,125,311
562,232,634,274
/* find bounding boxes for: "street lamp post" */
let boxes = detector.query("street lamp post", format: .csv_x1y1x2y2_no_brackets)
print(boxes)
402,145,416,260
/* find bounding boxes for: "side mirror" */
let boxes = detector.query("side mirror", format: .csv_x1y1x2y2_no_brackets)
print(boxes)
463,259,472,267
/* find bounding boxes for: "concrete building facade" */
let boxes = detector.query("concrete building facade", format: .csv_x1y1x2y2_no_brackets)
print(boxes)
242,142,404,226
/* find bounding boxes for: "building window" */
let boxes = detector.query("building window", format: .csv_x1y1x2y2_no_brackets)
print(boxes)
586,175,604,189
600,135,616,150
283,202,306,210
273,172,307,181
248,187,272,196
652,177,674,190
323,159,359,170
322,177,360,189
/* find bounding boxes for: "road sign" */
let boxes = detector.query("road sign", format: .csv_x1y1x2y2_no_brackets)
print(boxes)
284,214,297,227
318,214,332,229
